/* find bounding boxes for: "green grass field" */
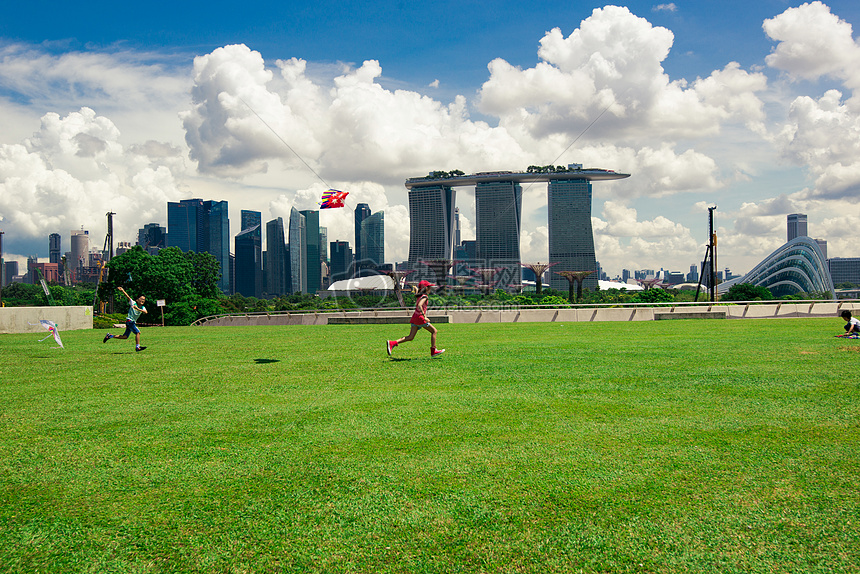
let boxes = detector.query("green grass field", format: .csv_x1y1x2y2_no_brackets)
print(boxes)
1,318,858,573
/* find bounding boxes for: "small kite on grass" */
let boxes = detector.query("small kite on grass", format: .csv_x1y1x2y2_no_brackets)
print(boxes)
319,189,349,209
30,320,65,349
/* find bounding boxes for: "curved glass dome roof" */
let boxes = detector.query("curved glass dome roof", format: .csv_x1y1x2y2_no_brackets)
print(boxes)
718,236,834,298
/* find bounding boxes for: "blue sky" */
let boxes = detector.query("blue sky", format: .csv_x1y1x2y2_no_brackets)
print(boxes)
2,1,860,277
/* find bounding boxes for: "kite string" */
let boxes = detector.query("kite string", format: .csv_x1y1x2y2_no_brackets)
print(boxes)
238,97,331,190
520,94,620,196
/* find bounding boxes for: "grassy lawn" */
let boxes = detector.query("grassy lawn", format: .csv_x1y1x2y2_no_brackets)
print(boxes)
0,318,858,573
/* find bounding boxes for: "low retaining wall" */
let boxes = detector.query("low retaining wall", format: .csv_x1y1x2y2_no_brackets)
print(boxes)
194,301,860,327
654,309,727,320
0,306,93,334
329,315,451,325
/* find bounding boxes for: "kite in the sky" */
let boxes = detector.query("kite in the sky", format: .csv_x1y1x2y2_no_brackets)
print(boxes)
30,320,65,349
319,189,349,209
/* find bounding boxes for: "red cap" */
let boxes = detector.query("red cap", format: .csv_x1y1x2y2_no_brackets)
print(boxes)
418,280,436,289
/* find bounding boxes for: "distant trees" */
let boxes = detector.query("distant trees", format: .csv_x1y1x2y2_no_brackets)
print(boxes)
98,246,222,325
428,169,465,179
720,283,773,301
526,165,578,174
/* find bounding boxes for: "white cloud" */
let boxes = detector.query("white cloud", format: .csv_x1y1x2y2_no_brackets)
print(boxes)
653,4,677,13
0,108,185,253
763,1,860,90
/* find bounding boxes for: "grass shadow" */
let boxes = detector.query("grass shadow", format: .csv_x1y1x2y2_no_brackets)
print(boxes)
254,358,280,364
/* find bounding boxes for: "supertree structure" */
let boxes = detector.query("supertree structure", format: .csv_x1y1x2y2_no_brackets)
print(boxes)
555,270,595,303
521,262,558,297
637,277,666,290
420,259,454,293
471,267,503,295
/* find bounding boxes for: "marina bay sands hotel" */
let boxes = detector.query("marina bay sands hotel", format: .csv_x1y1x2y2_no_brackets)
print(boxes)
405,165,630,292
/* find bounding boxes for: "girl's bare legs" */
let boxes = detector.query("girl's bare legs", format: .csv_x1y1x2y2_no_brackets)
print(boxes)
425,324,438,349
396,325,421,345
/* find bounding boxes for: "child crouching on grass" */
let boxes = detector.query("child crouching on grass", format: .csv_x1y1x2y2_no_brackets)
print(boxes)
838,310,860,337
386,280,445,358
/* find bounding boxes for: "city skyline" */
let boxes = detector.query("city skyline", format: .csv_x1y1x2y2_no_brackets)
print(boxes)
3,1,860,277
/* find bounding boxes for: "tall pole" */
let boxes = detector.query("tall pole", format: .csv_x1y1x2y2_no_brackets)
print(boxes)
105,211,116,261
0,230,4,307
708,206,717,302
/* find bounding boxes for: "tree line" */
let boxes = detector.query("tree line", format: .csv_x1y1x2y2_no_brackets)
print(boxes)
3,244,833,326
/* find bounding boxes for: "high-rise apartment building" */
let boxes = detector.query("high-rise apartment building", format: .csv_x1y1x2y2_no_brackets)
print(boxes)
787,213,808,241
547,178,598,292
475,180,523,286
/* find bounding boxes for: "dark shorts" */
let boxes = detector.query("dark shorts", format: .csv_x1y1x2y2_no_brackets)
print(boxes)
123,320,141,337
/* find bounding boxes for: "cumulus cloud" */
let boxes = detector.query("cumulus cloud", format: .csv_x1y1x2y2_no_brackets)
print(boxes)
180,45,526,184
0,108,185,254
479,6,766,143
764,1,860,90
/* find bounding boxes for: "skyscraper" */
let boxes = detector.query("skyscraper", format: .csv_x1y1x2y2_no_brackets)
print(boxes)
330,240,353,283
265,217,289,296
167,199,230,293
787,213,808,242
360,211,384,270
204,200,230,294
475,180,522,286
241,210,262,232
235,224,263,298
300,210,321,293
236,210,263,298
547,178,598,292
49,233,61,264
138,223,167,254
167,199,205,252
405,168,628,290
406,185,457,265
354,203,371,273
288,208,306,293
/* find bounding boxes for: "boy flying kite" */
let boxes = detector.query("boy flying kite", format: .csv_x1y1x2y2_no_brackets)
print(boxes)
103,287,148,351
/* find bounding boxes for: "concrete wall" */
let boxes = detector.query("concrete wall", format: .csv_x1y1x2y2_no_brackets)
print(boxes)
0,306,93,334
447,307,655,323
195,301,860,327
